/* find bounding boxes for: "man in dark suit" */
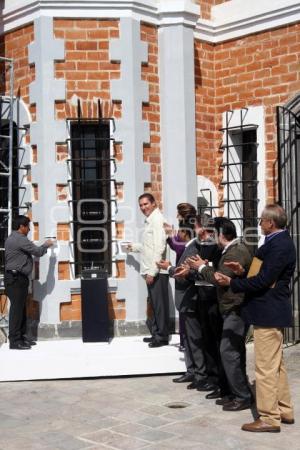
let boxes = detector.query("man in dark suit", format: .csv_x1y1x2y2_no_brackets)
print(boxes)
186,217,253,411
216,205,296,432
158,220,215,390
188,217,226,399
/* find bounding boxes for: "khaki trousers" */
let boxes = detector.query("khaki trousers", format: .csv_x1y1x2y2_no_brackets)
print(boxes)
254,327,294,427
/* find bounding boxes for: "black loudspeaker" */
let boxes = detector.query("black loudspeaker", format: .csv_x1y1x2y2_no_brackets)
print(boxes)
81,272,110,342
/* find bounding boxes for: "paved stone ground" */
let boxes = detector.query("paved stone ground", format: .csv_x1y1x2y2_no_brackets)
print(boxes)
0,342,299,450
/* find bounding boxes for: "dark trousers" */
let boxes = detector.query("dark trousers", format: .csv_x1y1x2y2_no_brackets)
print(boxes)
182,310,207,381
179,312,185,347
146,274,169,342
197,287,228,390
4,272,29,344
220,310,251,402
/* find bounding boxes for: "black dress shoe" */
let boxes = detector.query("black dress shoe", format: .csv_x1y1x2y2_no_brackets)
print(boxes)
23,339,37,346
216,395,234,405
9,342,31,350
196,381,217,392
143,337,153,343
173,374,194,383
223,399,252,411
206,388,221,399
187,380,199,390
148,341,168,348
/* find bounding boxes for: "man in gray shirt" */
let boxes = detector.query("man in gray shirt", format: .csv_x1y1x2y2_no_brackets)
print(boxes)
4,215,53,349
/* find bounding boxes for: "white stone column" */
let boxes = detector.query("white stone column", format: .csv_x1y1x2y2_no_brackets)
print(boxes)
110,18,151,322
158,0,199,223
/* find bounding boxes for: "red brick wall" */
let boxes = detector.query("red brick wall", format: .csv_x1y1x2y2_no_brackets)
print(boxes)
195,23,300,203
54,19,121,119
0,24,34,102
195,40,223,200
140,23,162,207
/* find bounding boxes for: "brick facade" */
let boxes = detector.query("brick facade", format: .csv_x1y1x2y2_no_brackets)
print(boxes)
1,4,300,337
194,22,300,203
0,24,34,102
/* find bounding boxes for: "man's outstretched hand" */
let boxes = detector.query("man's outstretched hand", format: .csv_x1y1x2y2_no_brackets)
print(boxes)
223,261,245,276
214,272,231,286
174,263,190,279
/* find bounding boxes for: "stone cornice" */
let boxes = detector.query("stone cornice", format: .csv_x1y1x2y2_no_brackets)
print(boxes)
195,0,300,43
1,0,300,41
0,0,199,33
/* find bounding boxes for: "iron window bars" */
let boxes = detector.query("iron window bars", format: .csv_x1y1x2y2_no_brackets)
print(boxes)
277,105,300,343
220,108,259,248
66,100,117,277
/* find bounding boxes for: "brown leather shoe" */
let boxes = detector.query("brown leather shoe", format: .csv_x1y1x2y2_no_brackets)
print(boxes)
281,416,295,424
242,419,280,433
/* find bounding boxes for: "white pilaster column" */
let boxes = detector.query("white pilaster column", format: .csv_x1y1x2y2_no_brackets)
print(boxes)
158,0,199,223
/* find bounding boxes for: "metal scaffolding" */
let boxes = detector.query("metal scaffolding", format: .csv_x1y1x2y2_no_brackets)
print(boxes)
0,56,14,327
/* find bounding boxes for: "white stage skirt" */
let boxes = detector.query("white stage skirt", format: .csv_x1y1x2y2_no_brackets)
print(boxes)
0,335,185,382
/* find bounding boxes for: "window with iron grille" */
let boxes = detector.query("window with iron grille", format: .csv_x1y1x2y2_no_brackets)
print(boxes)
70,121,112,277
221,115,259,249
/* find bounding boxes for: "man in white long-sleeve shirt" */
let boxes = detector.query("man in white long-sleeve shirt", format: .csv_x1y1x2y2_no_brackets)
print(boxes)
129,193,169,347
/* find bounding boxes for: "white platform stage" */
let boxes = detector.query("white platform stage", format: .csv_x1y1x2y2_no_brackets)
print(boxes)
0,335,185,382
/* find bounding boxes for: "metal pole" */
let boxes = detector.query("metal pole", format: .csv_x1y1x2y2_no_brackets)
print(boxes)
7,59,14,235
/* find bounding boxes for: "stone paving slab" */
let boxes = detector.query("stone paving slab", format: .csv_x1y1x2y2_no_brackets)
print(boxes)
0,343,299,450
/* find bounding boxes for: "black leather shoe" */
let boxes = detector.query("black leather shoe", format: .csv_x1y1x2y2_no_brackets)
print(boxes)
173,374,194,383
206,388,221,399
216,395,234,405
143,337,153,343
148,341,168,348
9,342,31,350
196,381,217,392
223,399,252,411
187,380,200,390
23,339,37,346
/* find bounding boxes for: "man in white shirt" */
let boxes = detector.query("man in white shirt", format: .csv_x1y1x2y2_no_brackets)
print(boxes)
129,193,169,347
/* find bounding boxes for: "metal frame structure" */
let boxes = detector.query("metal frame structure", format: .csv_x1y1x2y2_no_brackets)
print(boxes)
0,57,14,272
0,57,30,329
0,57,14,328
66,99,118,278
220,108,259,244
277,104,300,342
